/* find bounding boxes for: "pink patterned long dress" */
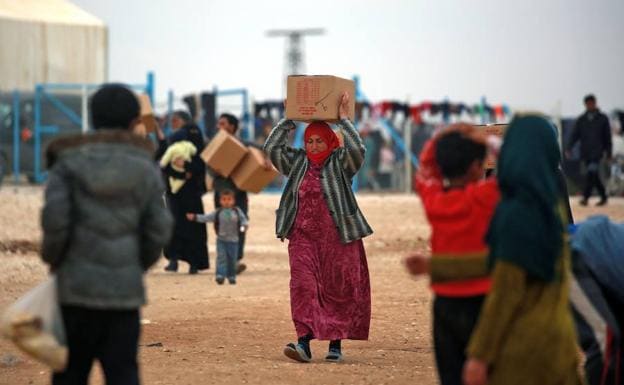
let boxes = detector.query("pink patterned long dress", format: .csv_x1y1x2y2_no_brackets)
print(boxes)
287,164,371,341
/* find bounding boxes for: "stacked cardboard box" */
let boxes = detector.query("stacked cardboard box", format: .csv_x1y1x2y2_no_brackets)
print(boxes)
231,147,279,193
200,130,248,177
201,131,278,192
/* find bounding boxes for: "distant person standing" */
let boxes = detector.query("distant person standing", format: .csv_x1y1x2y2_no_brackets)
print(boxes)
566,94,612,206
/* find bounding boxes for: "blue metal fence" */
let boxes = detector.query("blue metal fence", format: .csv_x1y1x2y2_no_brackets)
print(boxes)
7,73,424,190
215,88,252,142
164,87,252,141
29,72,154,183
12,91,20,183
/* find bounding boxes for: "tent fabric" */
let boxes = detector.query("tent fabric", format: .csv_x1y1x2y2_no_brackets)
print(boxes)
0,0,107,91
0,0,104,26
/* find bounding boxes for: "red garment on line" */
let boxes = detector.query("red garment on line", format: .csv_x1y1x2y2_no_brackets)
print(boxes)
287,165,371,340
410,106,423,125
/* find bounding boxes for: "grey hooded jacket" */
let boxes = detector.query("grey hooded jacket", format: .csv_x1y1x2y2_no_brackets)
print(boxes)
42,130,173,309
263,118,373,244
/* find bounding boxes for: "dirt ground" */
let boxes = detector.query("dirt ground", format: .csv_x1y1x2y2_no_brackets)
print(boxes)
1,186,623,385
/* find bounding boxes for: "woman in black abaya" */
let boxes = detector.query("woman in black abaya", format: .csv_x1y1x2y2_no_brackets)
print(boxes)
162,122,209,274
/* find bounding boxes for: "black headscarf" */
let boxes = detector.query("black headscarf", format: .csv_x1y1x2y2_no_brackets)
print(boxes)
169,123,205,152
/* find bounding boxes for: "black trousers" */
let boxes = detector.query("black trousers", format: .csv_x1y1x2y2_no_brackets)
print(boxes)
433,295,485,385
583,166,607,201
52,306,140,385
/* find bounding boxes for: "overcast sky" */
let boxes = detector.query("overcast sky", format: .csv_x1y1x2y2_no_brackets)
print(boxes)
72,0,623,117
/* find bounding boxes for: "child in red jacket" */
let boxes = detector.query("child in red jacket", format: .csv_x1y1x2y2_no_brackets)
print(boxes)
405,123,501,385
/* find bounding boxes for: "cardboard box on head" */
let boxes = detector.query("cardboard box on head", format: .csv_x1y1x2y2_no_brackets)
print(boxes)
231,147,279,193
286,75,355,122
136,94,157,133
474,124,507,169
200,130,248,177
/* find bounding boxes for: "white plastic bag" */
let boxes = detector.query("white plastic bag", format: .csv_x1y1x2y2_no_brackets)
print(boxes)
1,276,68,372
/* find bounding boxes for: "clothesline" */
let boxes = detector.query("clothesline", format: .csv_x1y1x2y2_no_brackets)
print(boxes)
252,100,511,123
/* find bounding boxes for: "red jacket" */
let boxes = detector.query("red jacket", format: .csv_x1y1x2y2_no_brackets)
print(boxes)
415,138,500,297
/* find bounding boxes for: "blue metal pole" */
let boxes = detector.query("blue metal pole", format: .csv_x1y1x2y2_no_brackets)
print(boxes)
351,75,359,192
166,89,174,134
12,90,20,183
294,122,305,149
351,75,365,192
39,83,144,91
215,88,247,96
197,91,206,134
209,85,218,135
215,88,255,140
146,71,155,105
42,92,82,126
480,96,487,124
34,85,43,183
242,89,252,141
352,75,361,102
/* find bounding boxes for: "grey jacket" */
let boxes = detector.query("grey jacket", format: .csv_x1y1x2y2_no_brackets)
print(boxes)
195,207,249,242
42,130,173,309
263,119,373,244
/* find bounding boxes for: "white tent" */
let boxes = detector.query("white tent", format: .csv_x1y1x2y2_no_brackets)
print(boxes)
0,0,107,91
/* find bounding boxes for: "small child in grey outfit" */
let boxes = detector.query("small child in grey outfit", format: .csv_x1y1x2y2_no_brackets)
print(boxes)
187,189,248,284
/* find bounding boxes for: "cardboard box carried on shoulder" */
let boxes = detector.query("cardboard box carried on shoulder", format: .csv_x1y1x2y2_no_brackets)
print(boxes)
231,147,279,193
286,75,355,122
200,130,248,177
474,124,507,169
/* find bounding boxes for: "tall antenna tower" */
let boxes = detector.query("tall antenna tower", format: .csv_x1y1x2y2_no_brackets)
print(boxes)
266,28,326,76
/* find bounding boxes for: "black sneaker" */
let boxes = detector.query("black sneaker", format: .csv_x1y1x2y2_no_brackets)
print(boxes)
164,261,178,272
326,340,342,362
579,199,588,206
216,276,225,285
596,198,608,206
325,348,343,363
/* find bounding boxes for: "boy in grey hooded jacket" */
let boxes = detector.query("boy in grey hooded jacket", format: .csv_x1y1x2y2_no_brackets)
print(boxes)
42,84,173,385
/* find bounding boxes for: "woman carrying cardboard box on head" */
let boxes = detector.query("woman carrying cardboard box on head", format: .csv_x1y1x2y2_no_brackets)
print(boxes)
263,91,372,363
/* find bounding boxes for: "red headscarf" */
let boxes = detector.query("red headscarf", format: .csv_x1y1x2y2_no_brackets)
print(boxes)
304,121,340,165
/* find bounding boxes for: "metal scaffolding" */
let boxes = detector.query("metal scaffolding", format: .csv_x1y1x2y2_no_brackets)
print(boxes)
266,28,325,76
